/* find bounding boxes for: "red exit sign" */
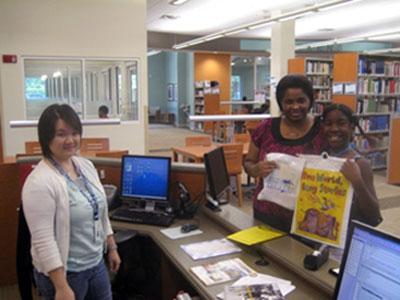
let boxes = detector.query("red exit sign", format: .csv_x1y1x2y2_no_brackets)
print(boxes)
2,55,17,63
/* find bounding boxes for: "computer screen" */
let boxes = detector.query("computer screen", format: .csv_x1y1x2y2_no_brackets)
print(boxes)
334,220,400,300
120,155,171,204
204,147,230,203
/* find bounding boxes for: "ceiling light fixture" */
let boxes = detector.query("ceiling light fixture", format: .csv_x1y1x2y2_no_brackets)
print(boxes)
53,71,62,78
172,0,362,50
40,74,48,81
364,47,400,55
169,0,189,6
296,30,400,50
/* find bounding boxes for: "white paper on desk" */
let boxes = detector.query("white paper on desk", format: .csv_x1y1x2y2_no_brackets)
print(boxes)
216,273,296,299
160,226,203,240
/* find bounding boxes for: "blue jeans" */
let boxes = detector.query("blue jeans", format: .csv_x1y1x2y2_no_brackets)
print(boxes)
34,259,112,300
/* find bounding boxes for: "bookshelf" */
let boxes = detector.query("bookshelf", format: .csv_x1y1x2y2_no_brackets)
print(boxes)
333,52,400,171
288,57,333,114
193,80,220,132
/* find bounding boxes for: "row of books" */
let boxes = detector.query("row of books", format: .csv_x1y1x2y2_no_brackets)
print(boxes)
358,58,400,76
194,80,219,88
357,116,390,132
356,98,392,113
308,76,332,86
365,152,387,169
306,61,332,74
357,78,400,95
354,136,389,152
314,89,332,101
311,103,326,114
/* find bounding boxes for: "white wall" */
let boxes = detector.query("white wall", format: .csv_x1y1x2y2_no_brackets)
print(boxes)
0,0,148,156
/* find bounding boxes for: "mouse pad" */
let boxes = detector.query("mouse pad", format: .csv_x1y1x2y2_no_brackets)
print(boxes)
160,226,203,240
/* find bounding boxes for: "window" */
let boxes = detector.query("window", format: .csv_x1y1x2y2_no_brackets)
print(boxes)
24,58,139,120
231,75,241,100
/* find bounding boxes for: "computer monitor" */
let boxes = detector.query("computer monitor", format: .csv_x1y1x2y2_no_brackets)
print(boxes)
204,147,230,211
334,220,400,300
120,155,171,212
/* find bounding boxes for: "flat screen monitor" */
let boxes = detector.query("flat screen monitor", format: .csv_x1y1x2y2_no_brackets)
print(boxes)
334,220,400,300
204,147,230,209
120,155,171,210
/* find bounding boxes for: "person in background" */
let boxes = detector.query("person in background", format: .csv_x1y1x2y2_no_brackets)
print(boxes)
322,103,382,227
23,104,120,300
98,105,109,118
244,74,325,232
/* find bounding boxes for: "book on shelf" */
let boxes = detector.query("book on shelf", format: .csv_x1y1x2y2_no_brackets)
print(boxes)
190,258,256,286
181,238,241,260
223,283,284,300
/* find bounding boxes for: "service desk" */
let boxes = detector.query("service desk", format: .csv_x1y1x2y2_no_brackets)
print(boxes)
111,205,337,300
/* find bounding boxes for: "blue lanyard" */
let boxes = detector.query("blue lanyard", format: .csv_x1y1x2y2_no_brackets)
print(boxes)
49,158,99,221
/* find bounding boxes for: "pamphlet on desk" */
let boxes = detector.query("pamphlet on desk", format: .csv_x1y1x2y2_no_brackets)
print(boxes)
223,283,284,300
216,273,296,299
181,238,241,260
190,258,256,286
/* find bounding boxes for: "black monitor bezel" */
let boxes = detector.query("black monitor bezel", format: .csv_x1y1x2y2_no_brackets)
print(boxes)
204,147,230,202
333,220,400,299
119,154,171,206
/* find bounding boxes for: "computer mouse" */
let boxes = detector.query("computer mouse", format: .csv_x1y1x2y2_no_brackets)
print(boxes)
181,223,199,233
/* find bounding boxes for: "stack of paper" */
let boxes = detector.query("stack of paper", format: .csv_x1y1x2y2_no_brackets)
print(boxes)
181,238,241,260
217,273,296,299
190,258,256,286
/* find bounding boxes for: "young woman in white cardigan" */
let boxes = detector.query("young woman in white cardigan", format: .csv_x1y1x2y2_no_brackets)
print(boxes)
23,104,120,300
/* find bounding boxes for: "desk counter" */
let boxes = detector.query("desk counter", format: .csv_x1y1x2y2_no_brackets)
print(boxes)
112,205,337,300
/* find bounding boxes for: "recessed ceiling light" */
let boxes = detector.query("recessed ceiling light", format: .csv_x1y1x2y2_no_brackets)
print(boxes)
169,0,189,6
160,14,179,20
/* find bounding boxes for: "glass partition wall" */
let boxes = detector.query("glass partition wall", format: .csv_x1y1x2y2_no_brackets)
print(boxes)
231,55,270,102
24,58,139,120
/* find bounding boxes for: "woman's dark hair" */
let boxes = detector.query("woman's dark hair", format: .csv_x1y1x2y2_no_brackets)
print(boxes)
38,104,82,158
276,74,314,111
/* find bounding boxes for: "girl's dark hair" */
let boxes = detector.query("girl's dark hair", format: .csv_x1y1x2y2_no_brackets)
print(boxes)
38,104,82,158
276,74,314,111
322,103,357,125
321,103,366,136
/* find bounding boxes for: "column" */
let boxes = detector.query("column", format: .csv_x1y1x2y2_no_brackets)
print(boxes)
270,16,295,116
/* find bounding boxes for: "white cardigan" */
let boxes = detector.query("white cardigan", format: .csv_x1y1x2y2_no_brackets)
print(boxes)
22,156,113,275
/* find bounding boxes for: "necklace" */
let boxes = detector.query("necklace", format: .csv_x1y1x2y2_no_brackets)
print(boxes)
282,116,313,138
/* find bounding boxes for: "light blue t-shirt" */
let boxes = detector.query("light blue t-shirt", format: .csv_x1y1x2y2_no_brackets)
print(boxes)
66,176,106,272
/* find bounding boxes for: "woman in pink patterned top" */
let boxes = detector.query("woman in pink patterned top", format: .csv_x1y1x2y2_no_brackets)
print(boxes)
244,74,325,232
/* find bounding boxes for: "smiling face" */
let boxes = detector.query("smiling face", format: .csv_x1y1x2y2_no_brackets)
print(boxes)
280,88,311,122
49,119,81,161
323,109,354,151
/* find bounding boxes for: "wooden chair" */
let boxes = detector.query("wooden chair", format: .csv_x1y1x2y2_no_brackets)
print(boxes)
25,141,42,154
80,138,110,153
185,135,212,146
244,120,261,135
95,150,129,159
233,133,250,144
221,143,244,207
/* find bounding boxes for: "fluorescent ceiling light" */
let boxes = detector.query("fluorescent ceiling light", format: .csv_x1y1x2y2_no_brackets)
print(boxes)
364,47,400,55
368,33,400,41
173,0,362,50
169,0,189,6
147,50,162,56
279,11,315,22
296,29,400,50
53,71,62,78
40,74,48,81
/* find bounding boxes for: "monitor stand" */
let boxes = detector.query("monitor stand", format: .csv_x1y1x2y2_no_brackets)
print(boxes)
206,193,221,212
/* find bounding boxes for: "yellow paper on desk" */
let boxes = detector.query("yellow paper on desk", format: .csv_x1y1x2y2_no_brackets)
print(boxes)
227,226,285,246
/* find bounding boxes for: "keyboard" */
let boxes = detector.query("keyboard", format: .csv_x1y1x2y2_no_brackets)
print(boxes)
111,208,174,227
